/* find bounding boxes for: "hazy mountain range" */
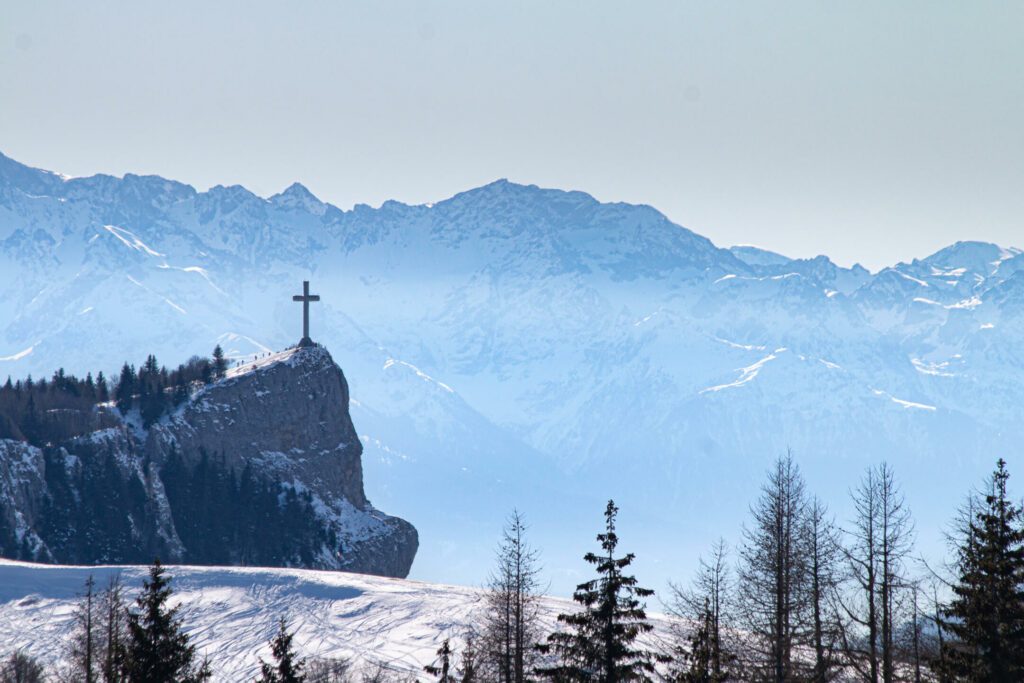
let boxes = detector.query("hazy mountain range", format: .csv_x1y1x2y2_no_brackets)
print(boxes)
1,150,1019,593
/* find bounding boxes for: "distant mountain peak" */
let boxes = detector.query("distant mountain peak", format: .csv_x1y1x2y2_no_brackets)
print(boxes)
270,181,327,215
0,149,67,196
276,181,317,200
919,240,1022,279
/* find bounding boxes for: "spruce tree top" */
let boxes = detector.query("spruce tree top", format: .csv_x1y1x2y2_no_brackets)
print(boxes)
940,458,1024,680
539,499,659,681
126,559,203,683
258,617,306,683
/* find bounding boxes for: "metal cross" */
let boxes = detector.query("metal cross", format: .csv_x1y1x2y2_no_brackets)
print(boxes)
292,280,320,347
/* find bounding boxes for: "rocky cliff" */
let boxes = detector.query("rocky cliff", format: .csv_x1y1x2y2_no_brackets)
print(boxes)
0,346,418,578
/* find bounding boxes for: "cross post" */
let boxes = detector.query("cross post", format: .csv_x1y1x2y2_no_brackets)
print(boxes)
292,280,320,347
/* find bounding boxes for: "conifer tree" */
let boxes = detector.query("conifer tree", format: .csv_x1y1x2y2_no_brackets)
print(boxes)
538,500,659,681
96,371,109,403
668,540,735,682
425,639,454,681
676,600,725,683
212,345,227,380
138,355,166,427
125,560,207,683
258,618,306,683
115,364,135,414
143,355,160,377
939,458,1024,681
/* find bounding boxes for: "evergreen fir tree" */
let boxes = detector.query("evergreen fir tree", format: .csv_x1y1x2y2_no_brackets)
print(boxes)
212,345,227,380
83,372,96,401
676,600,726,683
257,618,306,683
138,355,166,427
125,560,206,683
939,458,1024,681
96,371,109,403
115,364,135,414
538,500,659,681
667,540,735,682
425,639,455,681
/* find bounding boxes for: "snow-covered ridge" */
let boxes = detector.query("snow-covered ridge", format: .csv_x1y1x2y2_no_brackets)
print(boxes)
0,559,675,680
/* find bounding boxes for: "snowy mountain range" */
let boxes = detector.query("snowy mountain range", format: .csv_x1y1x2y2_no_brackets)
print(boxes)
1,150,1018,594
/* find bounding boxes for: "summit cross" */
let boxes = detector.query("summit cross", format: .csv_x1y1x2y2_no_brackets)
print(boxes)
292,280,320,347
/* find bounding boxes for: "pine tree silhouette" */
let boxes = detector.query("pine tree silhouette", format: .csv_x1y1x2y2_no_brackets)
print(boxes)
212,345,227,380
125,560,208,682
257,617,306,683
538,500,660,681
939,459,1024,680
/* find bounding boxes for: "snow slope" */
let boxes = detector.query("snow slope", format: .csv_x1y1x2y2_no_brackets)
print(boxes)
0,559,676,680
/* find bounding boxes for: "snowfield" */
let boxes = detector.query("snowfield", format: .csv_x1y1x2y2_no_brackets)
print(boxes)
0,559,677,680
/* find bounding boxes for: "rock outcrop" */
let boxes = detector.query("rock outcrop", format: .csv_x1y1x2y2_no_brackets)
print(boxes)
0,346,418,578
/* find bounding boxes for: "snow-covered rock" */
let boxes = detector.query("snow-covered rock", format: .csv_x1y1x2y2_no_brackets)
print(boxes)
0,344,418,578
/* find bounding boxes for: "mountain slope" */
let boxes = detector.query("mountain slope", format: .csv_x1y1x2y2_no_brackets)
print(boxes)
0,559,676,679
0,151,1018,592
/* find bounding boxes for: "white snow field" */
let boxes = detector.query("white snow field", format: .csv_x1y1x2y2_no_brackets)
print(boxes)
0,559,677,680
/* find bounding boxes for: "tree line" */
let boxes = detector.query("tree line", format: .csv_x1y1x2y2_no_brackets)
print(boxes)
422,455,1024,681
5,560,422,683
0,345,228,446
0,445,338,569
160,447,338,567
3,454,1021,681
1,561,211,683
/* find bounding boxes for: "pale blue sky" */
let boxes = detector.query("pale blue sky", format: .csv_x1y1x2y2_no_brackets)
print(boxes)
2,1,1022,270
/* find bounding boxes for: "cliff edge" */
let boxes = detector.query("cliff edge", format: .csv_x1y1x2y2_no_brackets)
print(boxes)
0,345,418,578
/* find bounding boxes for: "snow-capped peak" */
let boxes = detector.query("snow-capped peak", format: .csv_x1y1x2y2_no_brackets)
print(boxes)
270,181,327,215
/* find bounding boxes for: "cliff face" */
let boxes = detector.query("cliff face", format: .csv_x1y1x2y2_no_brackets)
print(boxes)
153,346,367,509
0,346,418,578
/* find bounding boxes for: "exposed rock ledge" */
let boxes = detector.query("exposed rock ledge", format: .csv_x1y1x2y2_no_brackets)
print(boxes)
0,346,418,578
